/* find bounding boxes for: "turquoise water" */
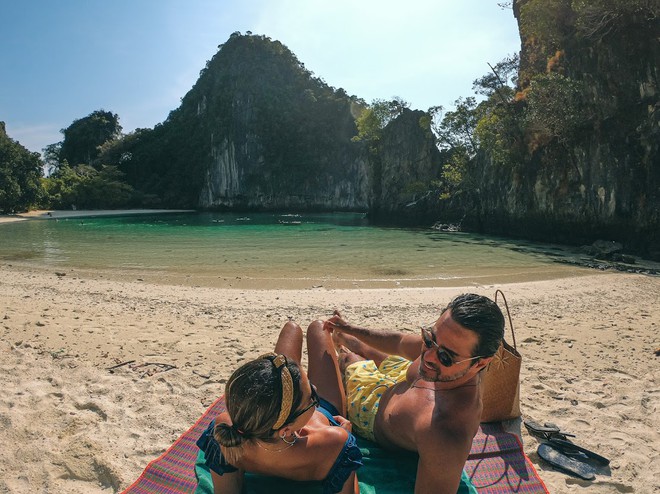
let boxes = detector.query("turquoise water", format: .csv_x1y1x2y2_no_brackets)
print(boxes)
0,212,589,288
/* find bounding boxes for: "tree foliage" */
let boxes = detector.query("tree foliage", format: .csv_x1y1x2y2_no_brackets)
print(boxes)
0,124,44,213
523,73,594,148
42,164,134,209
56,110,122,167
573,0,659,41
429,54,526,203
432,97,480,156
40,110,141,209
472,55,519,98
352,97,410,147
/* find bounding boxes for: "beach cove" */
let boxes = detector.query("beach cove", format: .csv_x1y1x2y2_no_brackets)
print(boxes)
0,212,659,493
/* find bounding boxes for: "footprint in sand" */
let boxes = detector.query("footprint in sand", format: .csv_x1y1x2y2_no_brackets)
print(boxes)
74,401,108,421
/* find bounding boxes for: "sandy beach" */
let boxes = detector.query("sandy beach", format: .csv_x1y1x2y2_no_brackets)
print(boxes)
0,209,195,224
1,213,658,493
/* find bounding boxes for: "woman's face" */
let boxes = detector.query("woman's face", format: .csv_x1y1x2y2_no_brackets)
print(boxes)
286,371,319,427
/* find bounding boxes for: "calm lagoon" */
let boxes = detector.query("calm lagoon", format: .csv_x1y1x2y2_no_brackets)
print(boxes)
0,211,591,289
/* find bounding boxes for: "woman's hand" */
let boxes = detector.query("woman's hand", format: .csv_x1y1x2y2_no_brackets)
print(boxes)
333,415,353,432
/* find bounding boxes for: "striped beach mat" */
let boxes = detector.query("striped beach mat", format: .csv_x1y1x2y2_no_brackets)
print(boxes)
122,396,548,494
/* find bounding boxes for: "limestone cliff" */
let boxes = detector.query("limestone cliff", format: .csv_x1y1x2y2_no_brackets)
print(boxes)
117,33,372,210
472,0,659,255
368,108,443,221
107,33,442,216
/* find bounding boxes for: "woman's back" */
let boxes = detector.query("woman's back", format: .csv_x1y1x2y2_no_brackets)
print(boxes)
215,409,349,480
197,320,362,494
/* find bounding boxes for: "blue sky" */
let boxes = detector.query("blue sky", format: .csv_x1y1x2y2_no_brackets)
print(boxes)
1,1,520,154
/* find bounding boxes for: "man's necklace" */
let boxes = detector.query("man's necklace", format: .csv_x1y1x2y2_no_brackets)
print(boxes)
411,379,441,391
411,378,477,391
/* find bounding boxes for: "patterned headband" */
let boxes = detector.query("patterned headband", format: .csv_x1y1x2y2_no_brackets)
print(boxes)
260,353,294,430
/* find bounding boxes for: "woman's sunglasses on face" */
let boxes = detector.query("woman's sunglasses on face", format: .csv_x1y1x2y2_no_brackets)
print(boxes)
289,384,319,422
420,326,484,367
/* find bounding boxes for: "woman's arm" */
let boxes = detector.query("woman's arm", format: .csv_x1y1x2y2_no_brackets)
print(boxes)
337,471,359,494
211,469,244,494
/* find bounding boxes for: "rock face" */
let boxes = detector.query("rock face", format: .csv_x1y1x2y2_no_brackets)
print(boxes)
475,0,659,254
191,42,371,211
368,109,443,221
113,33,440,215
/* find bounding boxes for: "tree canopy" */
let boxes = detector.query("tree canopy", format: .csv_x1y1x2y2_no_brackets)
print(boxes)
0,123,43,213
54,109,122,168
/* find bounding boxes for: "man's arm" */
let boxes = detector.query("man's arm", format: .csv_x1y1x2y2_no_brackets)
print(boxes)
324,312,422,361
413,422,474,494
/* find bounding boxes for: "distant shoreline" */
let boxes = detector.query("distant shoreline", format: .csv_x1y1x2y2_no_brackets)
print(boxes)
0,209,195,224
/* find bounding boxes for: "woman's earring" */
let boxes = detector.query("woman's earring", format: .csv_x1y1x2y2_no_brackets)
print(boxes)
281,432,297,445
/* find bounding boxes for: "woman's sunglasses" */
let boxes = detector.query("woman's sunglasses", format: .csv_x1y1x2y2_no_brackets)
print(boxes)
420,326,484,367
288,384,319,422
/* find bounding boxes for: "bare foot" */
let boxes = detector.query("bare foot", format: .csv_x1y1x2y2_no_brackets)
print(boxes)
337,347,365,374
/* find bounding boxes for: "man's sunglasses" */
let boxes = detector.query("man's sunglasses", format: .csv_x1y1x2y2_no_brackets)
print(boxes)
288,385,319,422
420,326,484,367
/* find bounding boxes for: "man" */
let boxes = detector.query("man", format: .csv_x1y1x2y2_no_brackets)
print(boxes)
323,293,504,494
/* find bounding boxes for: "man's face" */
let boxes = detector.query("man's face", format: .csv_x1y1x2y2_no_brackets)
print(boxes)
418,310,483,383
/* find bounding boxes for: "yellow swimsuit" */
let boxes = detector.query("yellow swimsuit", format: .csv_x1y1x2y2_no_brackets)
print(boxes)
344,356,411,441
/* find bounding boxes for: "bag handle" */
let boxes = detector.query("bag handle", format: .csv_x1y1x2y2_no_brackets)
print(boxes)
494,289,517,350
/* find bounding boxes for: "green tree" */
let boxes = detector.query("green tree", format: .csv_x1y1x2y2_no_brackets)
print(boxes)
0,123,44,213
41,164,82,208
57,109,122,168
472,55,519,100
352,97,410,148
42,164,134,209
573,0,659,42
523,72,594,147
433,97,479,155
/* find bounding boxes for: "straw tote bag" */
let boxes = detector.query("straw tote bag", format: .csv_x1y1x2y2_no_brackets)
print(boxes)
480,289,522,423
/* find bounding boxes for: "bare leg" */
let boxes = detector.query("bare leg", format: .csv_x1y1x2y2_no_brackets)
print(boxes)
306,320,346,415
274,319,303,365
333,331,389,367
336,346,368,375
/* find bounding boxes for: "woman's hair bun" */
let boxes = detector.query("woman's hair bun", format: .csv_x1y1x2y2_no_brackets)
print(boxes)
214,422,244,448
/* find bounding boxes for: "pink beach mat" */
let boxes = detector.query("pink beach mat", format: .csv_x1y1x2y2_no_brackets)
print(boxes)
122,396,548,493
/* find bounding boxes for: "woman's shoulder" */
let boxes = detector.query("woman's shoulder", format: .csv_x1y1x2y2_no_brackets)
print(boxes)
303,418,351,455
308,412,347,433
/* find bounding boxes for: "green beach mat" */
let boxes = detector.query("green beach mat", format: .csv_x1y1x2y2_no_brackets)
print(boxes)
194,438,477,494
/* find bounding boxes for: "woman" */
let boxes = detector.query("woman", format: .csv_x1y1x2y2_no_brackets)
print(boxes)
197,319,362,494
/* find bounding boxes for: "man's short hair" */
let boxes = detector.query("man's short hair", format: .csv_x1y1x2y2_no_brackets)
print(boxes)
443,293,504,357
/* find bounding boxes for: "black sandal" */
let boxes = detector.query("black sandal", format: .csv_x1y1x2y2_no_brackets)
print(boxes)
524,419,576,441
526,418,610,480
547,438,610,466
537,443,597,480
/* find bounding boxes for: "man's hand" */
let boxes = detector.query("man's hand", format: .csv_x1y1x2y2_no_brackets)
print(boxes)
323,310,349,333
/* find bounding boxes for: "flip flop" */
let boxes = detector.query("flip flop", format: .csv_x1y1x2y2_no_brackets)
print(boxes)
538,443,597,480
548,438,610,466
524,419,576,440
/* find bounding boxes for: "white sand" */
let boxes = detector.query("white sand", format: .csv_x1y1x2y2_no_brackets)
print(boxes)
0,212,658,493
0,209,193,224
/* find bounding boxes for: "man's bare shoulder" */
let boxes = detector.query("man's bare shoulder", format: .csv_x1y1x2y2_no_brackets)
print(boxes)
413,384,481,442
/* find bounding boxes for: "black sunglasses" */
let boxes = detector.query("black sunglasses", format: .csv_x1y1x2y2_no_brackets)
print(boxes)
288,385,319,422
420,326,483,367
